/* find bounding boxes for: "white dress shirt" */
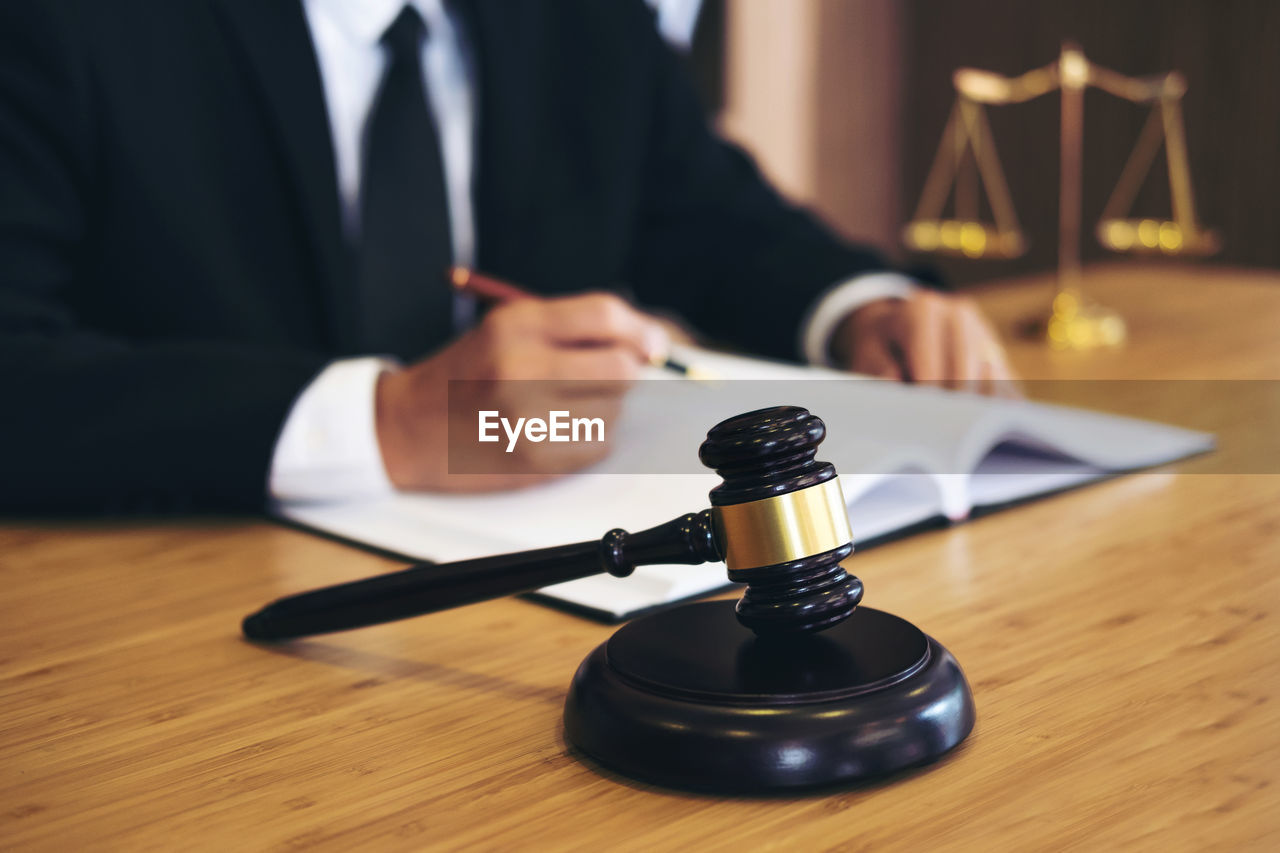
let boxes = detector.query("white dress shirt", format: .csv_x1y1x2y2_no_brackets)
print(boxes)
270,0,914,502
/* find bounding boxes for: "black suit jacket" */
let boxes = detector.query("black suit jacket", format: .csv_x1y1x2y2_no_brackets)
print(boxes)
0,0,887,511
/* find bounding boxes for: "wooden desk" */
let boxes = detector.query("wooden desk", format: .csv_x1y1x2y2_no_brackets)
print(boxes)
3,264,1278,850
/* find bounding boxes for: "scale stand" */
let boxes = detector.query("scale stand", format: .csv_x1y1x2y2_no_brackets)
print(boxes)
903,42,1218,350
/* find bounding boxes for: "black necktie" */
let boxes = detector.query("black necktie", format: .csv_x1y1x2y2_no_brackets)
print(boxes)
357,6,454,360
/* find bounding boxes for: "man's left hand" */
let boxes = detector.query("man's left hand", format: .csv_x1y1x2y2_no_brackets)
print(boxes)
832,291,1019,395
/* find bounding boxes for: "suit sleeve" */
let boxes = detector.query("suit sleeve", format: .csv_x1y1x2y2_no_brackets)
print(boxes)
0,3,327,512
623,10,889,362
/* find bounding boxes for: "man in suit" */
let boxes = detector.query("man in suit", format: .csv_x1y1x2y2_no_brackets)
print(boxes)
0,0,1013,512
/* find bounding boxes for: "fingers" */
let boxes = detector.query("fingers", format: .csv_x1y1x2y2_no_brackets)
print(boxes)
893,291,948,386
850,326,904,382
451,294,657,480
836,303,901,380
492,292,669,363
549,347,643,383
954,300,1019,396
382,292,660,491
842,292,1017,396
479,295,656,387
952,303,985,393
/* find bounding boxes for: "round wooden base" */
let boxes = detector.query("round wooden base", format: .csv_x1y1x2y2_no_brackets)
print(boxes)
564,601,974,793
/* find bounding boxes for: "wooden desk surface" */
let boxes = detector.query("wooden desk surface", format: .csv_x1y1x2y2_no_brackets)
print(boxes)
3,264,1278,851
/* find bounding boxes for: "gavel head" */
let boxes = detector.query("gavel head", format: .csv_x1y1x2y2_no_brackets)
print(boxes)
699,406,863,635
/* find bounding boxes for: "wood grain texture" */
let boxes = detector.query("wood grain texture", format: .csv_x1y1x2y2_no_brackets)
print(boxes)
2,265,1279,851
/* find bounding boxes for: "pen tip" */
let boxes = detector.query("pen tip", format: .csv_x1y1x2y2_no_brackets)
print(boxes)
684,367,720,382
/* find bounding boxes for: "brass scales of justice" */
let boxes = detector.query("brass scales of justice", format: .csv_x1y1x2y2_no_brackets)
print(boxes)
903,43,1218,349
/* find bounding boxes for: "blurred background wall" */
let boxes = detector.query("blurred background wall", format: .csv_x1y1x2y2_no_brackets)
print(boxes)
691,0,1280,285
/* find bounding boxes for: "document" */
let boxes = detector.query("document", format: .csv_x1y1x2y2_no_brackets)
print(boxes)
276,345,1213,620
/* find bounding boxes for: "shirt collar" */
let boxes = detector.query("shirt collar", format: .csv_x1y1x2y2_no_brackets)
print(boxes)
305,0,446,47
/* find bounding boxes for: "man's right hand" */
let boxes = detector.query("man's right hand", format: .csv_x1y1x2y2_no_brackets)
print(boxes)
375,292,669,492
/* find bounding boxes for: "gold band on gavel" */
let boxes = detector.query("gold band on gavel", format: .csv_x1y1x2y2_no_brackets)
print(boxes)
712,478,853,571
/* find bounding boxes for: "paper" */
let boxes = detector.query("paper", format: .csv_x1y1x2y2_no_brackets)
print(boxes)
277,345,1213,620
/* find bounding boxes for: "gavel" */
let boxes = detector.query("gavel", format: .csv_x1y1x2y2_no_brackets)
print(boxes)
243,405,863,641
243,405,974,793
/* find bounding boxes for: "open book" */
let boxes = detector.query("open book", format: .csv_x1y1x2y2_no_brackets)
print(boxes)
275,345,1212,621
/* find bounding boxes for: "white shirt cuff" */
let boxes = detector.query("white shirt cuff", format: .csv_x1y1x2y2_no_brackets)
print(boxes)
799,272,919,366
269,357,400,503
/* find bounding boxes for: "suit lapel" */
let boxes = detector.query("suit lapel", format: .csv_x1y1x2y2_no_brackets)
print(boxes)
210,0,354,350
467,0,543,276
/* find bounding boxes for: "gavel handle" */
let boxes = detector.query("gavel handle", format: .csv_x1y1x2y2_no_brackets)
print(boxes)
242,510,720,641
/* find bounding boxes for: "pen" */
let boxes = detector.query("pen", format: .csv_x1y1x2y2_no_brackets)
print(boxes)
448,266,710,379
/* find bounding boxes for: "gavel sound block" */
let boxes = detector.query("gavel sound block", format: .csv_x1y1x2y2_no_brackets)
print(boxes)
243,406,974,793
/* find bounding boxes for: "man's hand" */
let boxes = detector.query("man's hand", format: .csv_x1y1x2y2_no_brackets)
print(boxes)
832,291,1018,395
375,292,668,492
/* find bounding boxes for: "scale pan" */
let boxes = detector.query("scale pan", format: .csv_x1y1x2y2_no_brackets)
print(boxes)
903,219,1026,259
